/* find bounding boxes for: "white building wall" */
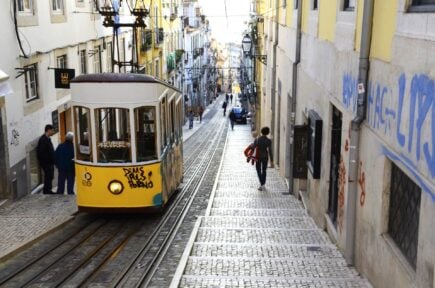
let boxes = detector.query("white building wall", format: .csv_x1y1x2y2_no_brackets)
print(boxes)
0,0,132,198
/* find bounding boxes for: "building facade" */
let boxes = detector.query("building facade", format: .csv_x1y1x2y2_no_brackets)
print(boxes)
0,0,135,199
256,0,435,287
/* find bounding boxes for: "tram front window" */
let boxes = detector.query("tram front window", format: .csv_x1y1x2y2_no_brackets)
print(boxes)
135,106,157,161
96,108,131,163
74,107,92,161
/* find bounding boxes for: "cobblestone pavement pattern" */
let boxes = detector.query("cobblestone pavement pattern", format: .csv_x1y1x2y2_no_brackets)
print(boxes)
171,125,372,288
0,195,77,259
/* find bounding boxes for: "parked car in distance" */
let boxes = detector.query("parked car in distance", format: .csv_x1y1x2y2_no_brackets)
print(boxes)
231,106,248,124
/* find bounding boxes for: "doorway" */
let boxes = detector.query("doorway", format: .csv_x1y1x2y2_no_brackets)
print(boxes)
327,106,342,226
59,108,72,141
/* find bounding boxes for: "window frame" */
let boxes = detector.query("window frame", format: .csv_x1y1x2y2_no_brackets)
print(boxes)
24,63,39,103
134,106,158,162
313,0,318,10
74,106,93,162
17,0,34,14
343,0,355,11
95,107,132,163
409,0,435,12
387,163,421,270
51,0,64,14
56,54,68,69
80,49,87,74
93,45,102,73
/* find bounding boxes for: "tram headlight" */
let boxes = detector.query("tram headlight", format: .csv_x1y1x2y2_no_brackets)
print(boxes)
108,180,124,195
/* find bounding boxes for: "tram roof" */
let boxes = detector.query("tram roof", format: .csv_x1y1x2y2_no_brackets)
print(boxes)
71,73,181,92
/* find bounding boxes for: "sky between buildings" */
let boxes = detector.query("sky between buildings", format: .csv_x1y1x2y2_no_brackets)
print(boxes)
198,0,251,45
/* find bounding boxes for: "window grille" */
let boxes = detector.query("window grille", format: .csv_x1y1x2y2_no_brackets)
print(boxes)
388,163,421,269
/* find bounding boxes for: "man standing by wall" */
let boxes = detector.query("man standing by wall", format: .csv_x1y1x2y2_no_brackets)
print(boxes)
37,124,55,194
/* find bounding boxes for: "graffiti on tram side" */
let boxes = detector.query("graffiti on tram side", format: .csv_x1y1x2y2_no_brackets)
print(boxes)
123,167,154,189
342,72,435,182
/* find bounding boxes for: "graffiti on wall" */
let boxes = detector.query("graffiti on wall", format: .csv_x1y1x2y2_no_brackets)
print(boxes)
341,73,434,199
10,129,20,146
359,161,366,207
338,155,346,233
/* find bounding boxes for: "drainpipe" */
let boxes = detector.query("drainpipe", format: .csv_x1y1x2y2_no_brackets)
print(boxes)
345,0,374,265
270,0,279,141
288,0,303,194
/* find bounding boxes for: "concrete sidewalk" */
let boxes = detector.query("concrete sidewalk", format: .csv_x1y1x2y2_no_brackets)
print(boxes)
171,125,372,287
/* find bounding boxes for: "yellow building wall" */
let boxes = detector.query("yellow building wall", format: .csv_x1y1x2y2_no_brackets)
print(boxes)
318,0,337,41
285,0,294,27
370,0,397,61
355,0,364,52
301,0,309,33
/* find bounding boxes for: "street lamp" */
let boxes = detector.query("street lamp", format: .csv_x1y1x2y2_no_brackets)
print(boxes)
241,34,267,65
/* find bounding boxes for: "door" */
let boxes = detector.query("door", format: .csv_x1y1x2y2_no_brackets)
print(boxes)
327,106,342,226
59,108,72,142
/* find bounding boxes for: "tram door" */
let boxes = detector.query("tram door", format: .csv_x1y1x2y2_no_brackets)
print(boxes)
59,108,72,142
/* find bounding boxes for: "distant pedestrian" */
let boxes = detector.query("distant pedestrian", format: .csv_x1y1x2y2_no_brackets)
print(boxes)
222,101,228,116
188,110,194,129
229,109,236,130
55,132,75,195
225,93,229,103
230,94,233,104
199,106,204,123
37,124,55,194
254,127,274,191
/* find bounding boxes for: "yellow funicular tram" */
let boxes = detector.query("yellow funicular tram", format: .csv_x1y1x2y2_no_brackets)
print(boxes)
70,73,183,212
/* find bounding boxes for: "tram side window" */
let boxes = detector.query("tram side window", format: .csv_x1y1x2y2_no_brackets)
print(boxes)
170,100,175,143
135,107,157,161
161,98,167,150
96,108,131,163
74,107,92,161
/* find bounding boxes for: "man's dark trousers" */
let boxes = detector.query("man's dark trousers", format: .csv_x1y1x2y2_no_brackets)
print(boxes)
57,170,75,195
42,165,54,194
256,158,268,186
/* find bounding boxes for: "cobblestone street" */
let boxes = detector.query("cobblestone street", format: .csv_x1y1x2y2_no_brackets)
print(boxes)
171,125,372,288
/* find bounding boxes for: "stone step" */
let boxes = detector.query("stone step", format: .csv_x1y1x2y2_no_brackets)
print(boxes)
179,276,371,288
200,216,316,229
212,198,304,209
196,227,329,245
210,208,307,217
190,243,342,259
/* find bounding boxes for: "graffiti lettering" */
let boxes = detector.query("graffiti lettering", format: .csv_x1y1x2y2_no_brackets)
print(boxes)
342,73,358,113
344,72,435,181
396,74,435,177
10,129,20,146
123,167,153,189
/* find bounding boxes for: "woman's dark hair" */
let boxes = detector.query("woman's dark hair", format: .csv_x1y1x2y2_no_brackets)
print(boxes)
261,127,270,135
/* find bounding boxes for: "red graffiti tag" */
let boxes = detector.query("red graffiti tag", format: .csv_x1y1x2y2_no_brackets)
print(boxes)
338,156,346,233
345,139,349,152
359,161,366,207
